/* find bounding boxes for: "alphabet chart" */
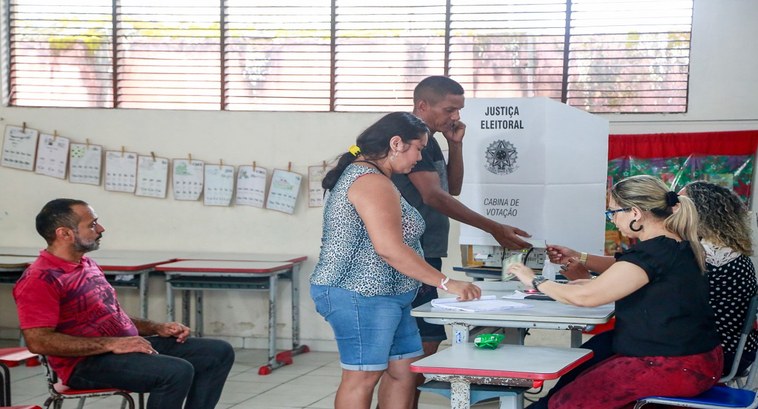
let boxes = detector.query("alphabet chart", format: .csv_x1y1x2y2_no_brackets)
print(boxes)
69,143,103,185
104,150,138,193
136,155,169,198
35,133,70,179
308,164,334,207
204,164,235,206
1,125,39,171
235,165,268,208
265,169,302,214
172,159,205,201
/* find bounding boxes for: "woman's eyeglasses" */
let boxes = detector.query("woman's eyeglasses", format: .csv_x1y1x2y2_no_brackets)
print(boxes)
605,208,631,221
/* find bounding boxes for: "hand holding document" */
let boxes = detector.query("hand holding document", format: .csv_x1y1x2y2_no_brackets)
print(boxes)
431,295,531,312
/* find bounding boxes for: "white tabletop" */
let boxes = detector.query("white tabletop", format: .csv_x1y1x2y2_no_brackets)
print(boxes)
156,259,294,274
173,251,307,263
411,343,593,380
0,247,39,257
0,255,35,268
413,295,614,327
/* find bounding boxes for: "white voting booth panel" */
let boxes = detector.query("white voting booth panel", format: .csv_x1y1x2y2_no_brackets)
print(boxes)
459,97,609,256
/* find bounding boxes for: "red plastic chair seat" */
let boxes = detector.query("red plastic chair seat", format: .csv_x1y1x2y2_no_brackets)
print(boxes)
0,348,38,368
1,406,43,409
53,381,130,397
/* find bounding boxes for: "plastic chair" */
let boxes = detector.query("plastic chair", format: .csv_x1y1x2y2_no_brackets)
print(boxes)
0,347,38,406
634,294,758,409
39,356,142,409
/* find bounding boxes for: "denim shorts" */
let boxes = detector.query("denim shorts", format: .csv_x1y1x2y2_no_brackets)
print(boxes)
311,285,423,371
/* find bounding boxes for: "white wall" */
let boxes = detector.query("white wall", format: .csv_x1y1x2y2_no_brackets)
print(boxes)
1,0,757,351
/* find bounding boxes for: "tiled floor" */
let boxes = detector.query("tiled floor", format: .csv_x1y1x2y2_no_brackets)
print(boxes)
3,345,553,408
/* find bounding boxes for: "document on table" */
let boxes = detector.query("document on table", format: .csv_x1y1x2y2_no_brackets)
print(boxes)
431,295,531,312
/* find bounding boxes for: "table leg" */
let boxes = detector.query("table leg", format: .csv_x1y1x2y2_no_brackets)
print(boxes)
195,290,203,337
450,379,471,409
139,271,149,319
291,263,300,349
261,265,310,375
451,323,471,348
181,290,191,328
166,277,174,322
570,329,582,348
268,274,278,365
498,394,524,409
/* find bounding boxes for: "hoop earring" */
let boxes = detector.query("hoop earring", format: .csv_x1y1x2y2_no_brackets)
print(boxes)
629,220,643,232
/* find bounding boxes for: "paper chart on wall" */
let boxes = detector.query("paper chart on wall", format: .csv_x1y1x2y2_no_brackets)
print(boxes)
172,159,205,201
104,150,138,193
136,155,169,198
35,133,70,179
308,164,334,207
235,165,268,208
265,169,302,214
1,125,39,171
204,164,235,206
69,143,103,185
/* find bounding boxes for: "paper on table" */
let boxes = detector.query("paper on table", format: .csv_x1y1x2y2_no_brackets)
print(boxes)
431,295,531,312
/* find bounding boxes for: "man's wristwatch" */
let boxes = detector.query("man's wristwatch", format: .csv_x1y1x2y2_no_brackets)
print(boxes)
532,276,550,290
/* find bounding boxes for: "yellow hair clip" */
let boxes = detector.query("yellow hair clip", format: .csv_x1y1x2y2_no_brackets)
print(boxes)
349,145,361,156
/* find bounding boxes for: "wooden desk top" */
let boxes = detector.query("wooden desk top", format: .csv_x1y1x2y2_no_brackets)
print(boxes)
155,259,295,274
92,256,178,271
0,255,35,269
411,343,592,380
0,246,38,257
174,252,307,263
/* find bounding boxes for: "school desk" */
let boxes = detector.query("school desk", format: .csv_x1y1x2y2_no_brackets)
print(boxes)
412,285,614,348
91,255,178,319
156,258,308,375
410,343,593,409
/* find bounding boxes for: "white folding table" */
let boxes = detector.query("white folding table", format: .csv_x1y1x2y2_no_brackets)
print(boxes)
410,343,593,409
412,281,614,348
156,258,308,374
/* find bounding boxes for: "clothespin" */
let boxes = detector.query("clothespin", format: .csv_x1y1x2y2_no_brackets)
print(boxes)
288,161,292,172
86,138,90,148
322,160,327,171
219,159,223,168
151,151,156,161
188,153,192,162
22,122,26,132
253,161,256,171
121,146,125,157
52,130,58,141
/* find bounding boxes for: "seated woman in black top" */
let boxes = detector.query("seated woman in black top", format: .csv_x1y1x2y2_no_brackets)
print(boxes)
509,175,722,409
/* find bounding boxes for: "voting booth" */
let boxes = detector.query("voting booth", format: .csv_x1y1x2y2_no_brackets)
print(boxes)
458,97,609,270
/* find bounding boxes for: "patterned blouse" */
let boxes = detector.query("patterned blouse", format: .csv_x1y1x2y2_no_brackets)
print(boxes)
703,241,758,357
311,164,425,296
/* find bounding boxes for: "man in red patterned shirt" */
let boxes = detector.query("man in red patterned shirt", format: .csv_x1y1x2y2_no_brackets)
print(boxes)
14,199,234,409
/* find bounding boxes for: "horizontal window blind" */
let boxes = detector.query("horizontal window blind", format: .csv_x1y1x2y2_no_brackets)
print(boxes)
224,1,332,111
333,0,446,112
6,0,693,113
567,0,693,113
449,0,567,100
8,1,114,107
116,0,221,110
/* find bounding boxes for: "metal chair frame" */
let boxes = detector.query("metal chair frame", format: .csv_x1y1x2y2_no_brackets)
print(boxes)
39,356,141,409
